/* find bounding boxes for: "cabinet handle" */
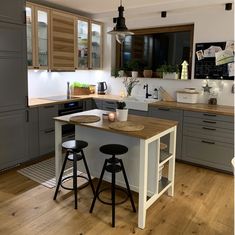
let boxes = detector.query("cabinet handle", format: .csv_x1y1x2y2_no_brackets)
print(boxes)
201,140,215,145
203,120,216,124
44,105,55,109
25,110,29,122
158,107,170,111
203,113,216,117
105,101,115,105
34,66,40,69
44,129,55,134
25,95,29,107
23,9,26,24
202,127,216,131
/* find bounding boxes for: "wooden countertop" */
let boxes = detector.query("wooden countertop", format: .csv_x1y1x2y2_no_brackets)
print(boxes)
149,101,234,116
54,109,178,140
29,95,234,116
28,94,122,107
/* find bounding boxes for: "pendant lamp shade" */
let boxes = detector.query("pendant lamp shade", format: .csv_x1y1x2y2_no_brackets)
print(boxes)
107,1,133,44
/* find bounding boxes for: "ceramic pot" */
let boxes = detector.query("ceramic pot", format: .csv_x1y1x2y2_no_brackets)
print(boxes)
116,109,128,121
131,71,138,78
143,70,153,78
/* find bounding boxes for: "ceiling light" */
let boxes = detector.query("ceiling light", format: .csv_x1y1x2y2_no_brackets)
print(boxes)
225,3,232,10
107,0,133,44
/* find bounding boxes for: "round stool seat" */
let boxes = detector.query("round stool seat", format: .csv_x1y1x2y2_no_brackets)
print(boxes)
100,144,128,155
62,140,88,151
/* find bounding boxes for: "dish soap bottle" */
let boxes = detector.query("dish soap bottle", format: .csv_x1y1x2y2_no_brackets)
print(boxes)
153,88,158,99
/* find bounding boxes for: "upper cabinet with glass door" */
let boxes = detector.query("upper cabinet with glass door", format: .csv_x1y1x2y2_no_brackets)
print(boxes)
26,3,49,69
76,18,89,69
90,21,103,69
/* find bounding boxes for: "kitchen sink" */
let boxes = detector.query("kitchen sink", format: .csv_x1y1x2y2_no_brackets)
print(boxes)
124,97,159,111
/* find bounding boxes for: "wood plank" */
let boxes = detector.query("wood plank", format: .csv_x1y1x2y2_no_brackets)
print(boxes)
0,162,233,234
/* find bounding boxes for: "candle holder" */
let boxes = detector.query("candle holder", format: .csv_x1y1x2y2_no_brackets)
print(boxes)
108,112,116,122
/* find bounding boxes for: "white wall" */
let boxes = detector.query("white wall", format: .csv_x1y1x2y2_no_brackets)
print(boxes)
28,4,234,106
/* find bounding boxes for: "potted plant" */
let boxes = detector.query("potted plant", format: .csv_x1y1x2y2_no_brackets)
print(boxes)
159,64,179,79
116,101,128,121
71,82,91,95
127,60,140,78
143,67,153,78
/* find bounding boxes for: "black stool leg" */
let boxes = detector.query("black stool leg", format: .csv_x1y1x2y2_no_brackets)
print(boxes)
90,159,108,213
53,152,69,200
111,156,116,227
81,150,95,196
73,153,78,209
119,159,136,212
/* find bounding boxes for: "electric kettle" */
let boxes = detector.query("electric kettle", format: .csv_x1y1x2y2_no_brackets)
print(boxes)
97,82,107,95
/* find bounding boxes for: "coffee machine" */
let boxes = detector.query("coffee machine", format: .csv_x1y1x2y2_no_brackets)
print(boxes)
97,82,107,95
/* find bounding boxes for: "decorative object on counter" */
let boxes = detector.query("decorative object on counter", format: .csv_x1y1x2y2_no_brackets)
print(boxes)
89,85,96,94
202,80,212,93
116,101,128,121
71,82,91,95
176,90,199,104
208,91,218,105
181,60,189,80
109,121,144,132
159,87,175,101
123,77,139,96
97,81,107,95
159,64,179,80
69,115,101,123
108,112,116,122
107,0,134,44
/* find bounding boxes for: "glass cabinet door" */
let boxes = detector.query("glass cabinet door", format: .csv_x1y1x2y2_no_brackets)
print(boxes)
77,19,89,69
26,6,33,67
91,22,102,69
36,8,49,68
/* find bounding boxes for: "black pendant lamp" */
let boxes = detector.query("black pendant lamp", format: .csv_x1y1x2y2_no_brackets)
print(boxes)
107,0,133,44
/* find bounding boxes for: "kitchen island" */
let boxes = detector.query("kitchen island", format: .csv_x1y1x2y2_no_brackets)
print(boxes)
54,109,177,229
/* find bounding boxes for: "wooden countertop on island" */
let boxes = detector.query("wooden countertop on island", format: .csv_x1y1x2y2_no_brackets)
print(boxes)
54,109,178,140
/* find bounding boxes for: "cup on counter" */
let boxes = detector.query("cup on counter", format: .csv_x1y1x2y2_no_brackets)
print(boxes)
108,112,116,122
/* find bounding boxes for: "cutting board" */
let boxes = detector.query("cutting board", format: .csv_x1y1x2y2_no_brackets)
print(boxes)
109,121,144,132
69,115,100,123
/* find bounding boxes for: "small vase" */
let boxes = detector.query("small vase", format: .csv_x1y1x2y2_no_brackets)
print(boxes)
131,71,138,78
116,109,128,121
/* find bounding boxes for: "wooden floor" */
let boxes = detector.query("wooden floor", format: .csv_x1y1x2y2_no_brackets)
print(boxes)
0,162,233,235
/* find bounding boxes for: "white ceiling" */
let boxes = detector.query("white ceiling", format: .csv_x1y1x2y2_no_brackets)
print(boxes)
41,0,232,21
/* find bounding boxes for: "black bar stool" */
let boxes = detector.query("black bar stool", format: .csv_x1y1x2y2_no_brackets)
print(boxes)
53,140,95,209
90,144,136,227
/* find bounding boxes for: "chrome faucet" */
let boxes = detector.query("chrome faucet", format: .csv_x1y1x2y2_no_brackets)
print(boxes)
143,84,152,99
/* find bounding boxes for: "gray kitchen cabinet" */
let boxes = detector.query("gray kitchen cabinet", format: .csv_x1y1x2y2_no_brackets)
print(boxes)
129,109,148,116
93,99,103,109
0,21,27,112
102,100,117,111
83,99,93,110
182,111,234,172
0,0,25,25
149,107,183,159
28,108,39,159
38,104,58,155
0,110,29,170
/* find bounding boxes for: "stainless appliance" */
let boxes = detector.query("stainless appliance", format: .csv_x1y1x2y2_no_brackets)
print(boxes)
97,82,107,95
58,101,84,140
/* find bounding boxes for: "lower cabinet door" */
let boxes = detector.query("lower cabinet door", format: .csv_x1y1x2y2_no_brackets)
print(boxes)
182,136,233,172
0,109,29,170
39,129,55,156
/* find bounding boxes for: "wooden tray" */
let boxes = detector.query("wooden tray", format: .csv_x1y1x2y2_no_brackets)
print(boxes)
109,121,144,132
69,115,100,123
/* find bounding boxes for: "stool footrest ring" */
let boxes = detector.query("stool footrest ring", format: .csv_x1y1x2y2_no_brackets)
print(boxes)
97,186,129,205
61,175,89,191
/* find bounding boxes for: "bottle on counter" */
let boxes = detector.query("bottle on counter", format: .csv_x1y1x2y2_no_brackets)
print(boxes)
67,82,71,98
153,88,158,99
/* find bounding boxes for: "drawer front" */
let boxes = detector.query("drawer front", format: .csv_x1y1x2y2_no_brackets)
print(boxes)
94,99,103,109
182,136,233,172
184,110,234,123
102,100,117,111
184,116,233,129
39,129,55,155
183,123,234,144
39,105,58,131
